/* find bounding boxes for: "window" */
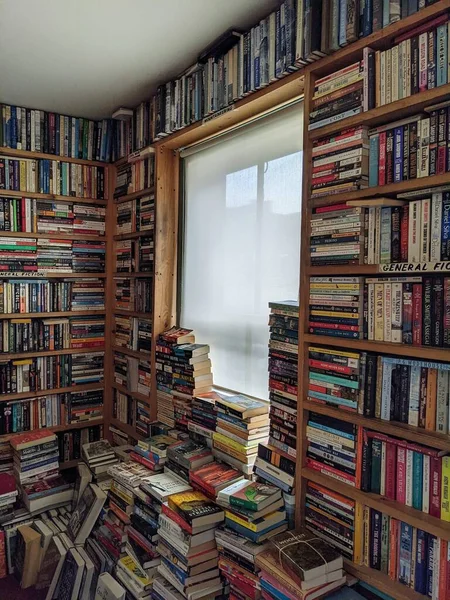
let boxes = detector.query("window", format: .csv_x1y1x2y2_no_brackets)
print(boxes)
180,103,303,400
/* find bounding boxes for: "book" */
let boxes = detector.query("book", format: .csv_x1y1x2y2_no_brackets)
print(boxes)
168,491,224,528
218,479,282,512
67,483,107,544
14,525,42,588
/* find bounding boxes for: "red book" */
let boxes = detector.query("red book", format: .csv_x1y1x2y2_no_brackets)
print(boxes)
385,442,397,501
439,540,448,600
378,131,387,185
189,462,243,499
388,519,399,580
412,283,423,346
396,446,406,504
400,205,409,262
305,458,356,485
0,473,16,497
429,456,441,518
10,429,56,451
161,503,193,535
130,452,161,472
315,203,354,214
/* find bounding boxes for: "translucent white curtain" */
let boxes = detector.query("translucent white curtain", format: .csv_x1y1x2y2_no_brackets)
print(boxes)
180,103,303,399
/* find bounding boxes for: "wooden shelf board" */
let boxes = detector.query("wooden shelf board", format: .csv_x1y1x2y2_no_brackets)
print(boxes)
0,272,106,279
343,560,428,600
303,334,450,361
0,188,107,205
111,345,151,360
311,173,450,207
0,231,104,241
114,309,152,318
0,310,105,320
310,83,450,140
0,418,104,442
302,468,450,541
308,1,450,77
308,263,450,275
0,146,109,168
110,417,145,440
59,459,81,470
0,382,104,404
0,346,105,360
303,400,450,451
112,382,150,405
114,187,155,204
114,230,154,241
113,272,153,279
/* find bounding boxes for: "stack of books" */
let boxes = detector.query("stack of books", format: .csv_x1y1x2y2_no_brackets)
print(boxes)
0,440,13,474
115,240,135,273
66,388,104,424
306,413,358,488
70,351,104,385
255,530,345,600
189,461,244,501
0,317,70,352
309,61,364,131
0,473,17,517
73,204,105,236
114,157,154,199
212,394,269,476
156,327,212,431
309,276,363,339
36,238,72,273
138,195,155,231
71,278,105,311
217,479,287,546
116,201,135,235
57,426,102,464
310,203,365,266
82,439,118,481
0,236,37,273
138,236,153,272
11,430,74,512
72,240,105,273
166,439,214,483
135,401,152,437
188,391,218,445
70,316,104,349
132,435,175,473
156,490,225,600
311,127,369,198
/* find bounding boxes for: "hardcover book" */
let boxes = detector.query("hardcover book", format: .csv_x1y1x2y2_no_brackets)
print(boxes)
168,490,224,527
218,479,281,512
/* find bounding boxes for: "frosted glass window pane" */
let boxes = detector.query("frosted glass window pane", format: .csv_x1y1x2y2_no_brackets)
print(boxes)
180,104,303,400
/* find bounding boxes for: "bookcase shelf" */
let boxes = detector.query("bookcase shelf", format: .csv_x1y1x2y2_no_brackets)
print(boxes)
59,459,81,470
302,467,450,541
114,309,152,318
309,82,450,141
0,188,108,206
113,230,154,241
303,400,450,452
0,346,105,360
0,310,105,320
0,382,104,404
113,272,153,279
0,272,107,279
112,382,150,405
308,264,450,275
0,418,104,442
110,417,145,441
0,231,104,241
343,561,428,600
114,187,155,204
111,345,151,360
0,146,109,168
303,334,450,361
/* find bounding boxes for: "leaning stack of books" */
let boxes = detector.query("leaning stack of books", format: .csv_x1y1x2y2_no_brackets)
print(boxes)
213,395,269,477
311,127,369,198
166,438,214,483
156,489,226,600
309,61,364,131
82,439,119,482
255,530,346,600
156,327,213,431
189,461,244,502
188,391,219,446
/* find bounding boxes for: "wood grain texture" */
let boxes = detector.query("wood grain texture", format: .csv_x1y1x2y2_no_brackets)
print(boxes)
0,146,108,167
0,188,107,205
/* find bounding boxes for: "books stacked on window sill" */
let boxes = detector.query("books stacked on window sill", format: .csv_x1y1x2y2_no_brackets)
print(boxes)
212,394,269,477
166,438,214,483
156,327,213,431
187,391,219,447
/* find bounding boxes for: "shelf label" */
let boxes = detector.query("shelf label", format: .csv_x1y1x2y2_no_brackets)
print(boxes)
379,262,450,273
202,104,235,124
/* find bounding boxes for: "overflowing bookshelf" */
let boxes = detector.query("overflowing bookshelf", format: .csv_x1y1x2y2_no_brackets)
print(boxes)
0,140,109,467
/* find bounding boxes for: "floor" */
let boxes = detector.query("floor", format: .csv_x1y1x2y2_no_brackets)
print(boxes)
0,577,47,600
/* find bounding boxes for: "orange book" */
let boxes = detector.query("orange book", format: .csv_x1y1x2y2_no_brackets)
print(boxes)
439,539,448,600
388,518,399,581
425,368,437,430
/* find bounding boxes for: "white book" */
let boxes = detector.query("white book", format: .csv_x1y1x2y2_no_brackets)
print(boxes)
391,282,403,343
432,538,440,600
436,370,449,434
385,49,392,105
430,193,443,261
405,449,414,507
420,198,431,261
368,283,375,340
67,484,107,545
380,51,386,106
95,572,126,600
408,366,421,427
405,39,411,97
422,454,430,515
418,118,430,178
77,546,95,600
381,361,393,420
408,200,422,263
391,45,399,102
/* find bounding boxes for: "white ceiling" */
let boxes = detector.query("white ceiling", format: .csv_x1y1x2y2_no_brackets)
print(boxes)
0,0,280,120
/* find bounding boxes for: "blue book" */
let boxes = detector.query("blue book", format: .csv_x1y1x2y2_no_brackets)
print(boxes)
369,134,379,187
415,529,428,594
74,118,79,159
437,25,448,87
398,522,413,586
382,0,390,26
308,391,357,409
225,516,287,543
412,451,423,510
260,579,291,600
307,421,355,441
363,0,373,36
339,0,347,47
10,106,17,149
394,127,403,183
426,535,436,597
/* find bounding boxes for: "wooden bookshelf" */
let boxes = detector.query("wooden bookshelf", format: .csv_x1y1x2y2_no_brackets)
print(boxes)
0,347,105,360
343,562,428,600
111,345,151,360
0,310,105,319
112,383,151,405
0,188,107,206
110,417,145,441
113,272,153,278
0,231,104,241
0,383,104,404
114,230,154,241
0,418,104,442
114,187,155,204
114,309,152,318
0,146,109,168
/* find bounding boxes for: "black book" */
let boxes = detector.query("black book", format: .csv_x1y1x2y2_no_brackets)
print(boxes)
432,279,444,347
410,36,419,95
363,354,377,418
369,510,382,570
429,111,438,176
399,365,411,423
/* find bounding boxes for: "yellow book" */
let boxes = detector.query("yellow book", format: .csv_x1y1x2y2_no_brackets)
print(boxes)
374,283,384,341
213,440,249,463
20,161,27,191
213,432,253,455
363,506,370,567
441,456,450,522
12,359,33,366
308,346,360,360
11,318,32,324
353,502,364,566
310,311,360,319
110,483,133,506
309,283,360,290
118,555,151,588
225,508,284,533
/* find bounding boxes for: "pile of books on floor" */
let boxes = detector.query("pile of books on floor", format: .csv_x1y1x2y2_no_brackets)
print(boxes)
11,430,74,512
156,326,213,430
166,437,214,482
82,439,118,482
0,440,13,474
311,127,369,197
212,394,269,477
0,473,17,517
309,61,364,131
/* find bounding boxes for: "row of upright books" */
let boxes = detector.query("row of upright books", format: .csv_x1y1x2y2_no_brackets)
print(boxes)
0,237,105,274
114,278,152,313
0,351,104,393
114,351,151,396
0,156,107,199
0,315,104,353
114,156,155,198
0,104,114,162
307,345,450,434
115,238,153,273
0,198,105,235
309,15,450,131
115,316,152,353
0,278,105,314
116,195,154,235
